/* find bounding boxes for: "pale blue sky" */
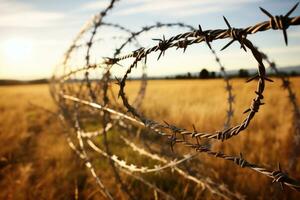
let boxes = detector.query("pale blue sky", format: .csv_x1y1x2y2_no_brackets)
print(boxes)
0,0,300,79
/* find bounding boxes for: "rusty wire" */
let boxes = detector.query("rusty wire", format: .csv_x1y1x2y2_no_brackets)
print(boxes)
51,1,300,199
120,136,244,200
53,12,225,200
259,48,300,171
59,113,175,200
115,7,300,144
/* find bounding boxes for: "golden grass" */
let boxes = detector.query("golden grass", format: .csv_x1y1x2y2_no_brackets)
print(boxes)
0,85,91,199
1,78,300,199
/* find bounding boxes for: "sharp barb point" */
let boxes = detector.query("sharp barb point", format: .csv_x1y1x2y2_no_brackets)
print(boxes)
285,2,299,17
259,7,273,18
283,29,288,46
221,39,235,51
223,16,231,29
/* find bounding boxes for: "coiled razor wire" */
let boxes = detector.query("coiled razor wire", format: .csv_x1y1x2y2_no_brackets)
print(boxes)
56,21,241,198
51,0,300,199
52,12,241,200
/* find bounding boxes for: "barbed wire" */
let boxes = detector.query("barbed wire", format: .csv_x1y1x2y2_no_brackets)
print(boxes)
87,138,196,174
61,114,175,200
211,49,235,129
50,0,300,199
61,93,300,192
120,136,244,200
53,13,222,200
57,112,114,200
115,7,300,144
259,48,300,171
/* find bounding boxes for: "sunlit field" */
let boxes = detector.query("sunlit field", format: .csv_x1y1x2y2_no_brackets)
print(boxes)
1,0,300,199
1,78,300,199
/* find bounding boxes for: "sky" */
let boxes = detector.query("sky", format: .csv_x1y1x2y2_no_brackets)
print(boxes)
0,0,300,80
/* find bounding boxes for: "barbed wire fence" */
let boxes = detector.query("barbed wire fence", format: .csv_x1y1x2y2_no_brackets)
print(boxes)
49,1,300,199
259,48,300,172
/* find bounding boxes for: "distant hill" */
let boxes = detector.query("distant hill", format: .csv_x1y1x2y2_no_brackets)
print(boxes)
1,65,300,84
225,65,300,76
161,65,300,79
0,79,49,86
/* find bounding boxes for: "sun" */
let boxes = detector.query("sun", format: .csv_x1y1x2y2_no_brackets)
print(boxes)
2,38,33,64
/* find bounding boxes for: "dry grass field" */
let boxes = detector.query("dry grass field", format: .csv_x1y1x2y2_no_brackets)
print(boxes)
1,78,300,199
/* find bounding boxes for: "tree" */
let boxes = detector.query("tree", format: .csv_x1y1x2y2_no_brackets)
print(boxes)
199,69,209,79
238,69,249,78
290,71,298,77
187,72,192,79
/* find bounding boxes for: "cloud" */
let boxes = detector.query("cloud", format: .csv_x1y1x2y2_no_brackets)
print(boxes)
115,0,261,17
262,46,300,54
80,0,146,11
80,1,109,11
289,29,300,38
0,12,64,28
0,0,64,28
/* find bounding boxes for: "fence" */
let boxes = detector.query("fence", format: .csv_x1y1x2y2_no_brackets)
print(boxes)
50,1,300,199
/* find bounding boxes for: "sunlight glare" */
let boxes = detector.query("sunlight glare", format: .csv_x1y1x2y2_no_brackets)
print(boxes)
2,38,33,64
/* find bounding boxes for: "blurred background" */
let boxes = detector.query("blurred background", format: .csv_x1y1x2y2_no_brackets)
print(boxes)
1,1,300,199
1,0,300,80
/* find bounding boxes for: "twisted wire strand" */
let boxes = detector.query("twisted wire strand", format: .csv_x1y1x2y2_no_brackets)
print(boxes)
58,22,232,118
75,30,135,199
259,48,300,171
83,22,142,108
117,33,266,144
69,23,138,197
188,142,300,192
113,13,300,63
56,19,146,146
57,112,114,200
210,49,235,129
59,22,199,115
62,0,119,66
51,1,300,198
115,6,300,146
58,22,145,109
114,22,234,129
87,139,196,174
72,21,211,162
58,22,193,80
64,118,174,199
66,20,195,200
87,138,176,200
120,136,244,200
61,93,300,192
61,93,241,199
59,22,196,102
61,94,238,199
72,22,236,154
74,112,115,199
101,71,136,200
53,2,124,112
57,1,131,198
29,102,241,199
57,103,175,199
57,19,235,169
26,103,115,199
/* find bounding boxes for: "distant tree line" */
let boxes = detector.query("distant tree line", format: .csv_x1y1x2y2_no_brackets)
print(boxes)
167,68,299,80
173,69,217,79
1,68,299,85
238,69,249,78
0,79,49,86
